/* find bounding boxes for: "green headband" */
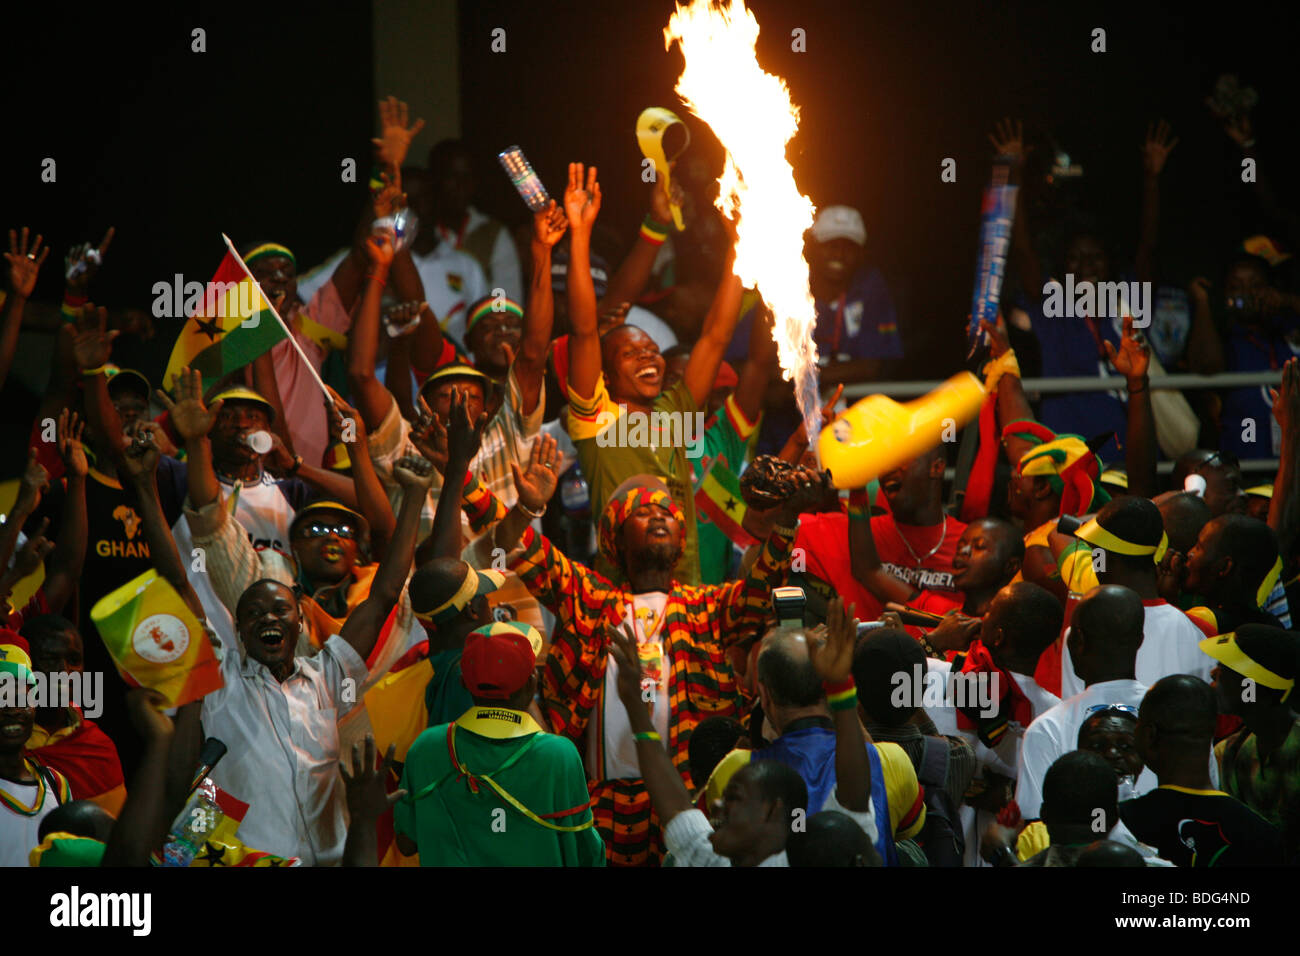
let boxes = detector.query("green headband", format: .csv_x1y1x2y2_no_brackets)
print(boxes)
244,243,296,268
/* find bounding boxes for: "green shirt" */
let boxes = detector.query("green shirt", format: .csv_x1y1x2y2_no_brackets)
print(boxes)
1216,716,1300,862
569,376,701,585
692,393,759,584
395,707,605,867
424,649,473,728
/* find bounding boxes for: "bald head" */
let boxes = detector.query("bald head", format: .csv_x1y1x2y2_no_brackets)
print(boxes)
756,627,822,708
1068,585,1144,685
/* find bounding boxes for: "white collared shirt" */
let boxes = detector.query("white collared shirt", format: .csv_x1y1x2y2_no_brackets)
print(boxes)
201,629,368,867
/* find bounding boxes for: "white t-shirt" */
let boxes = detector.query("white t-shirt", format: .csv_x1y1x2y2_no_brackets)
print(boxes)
1059,599,1215,700
590,592,670,780
411,246,489,350
1015,677,1219,821
0,769,61,867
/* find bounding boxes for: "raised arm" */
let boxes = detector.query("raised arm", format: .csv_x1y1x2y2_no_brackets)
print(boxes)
1269,358,1300,562
682,232,744,408
980,318,1038,465
71,305,126,455
492,432,561,555
1185,276,1225,375
809,597,873,813
599,180,677,314
119,429,205,620
426,386,487,562
517,201,568,416
1135,121,1177,285
42,410,89,613
563,163,604,403
326,386,396,554
100,688,175,867
732,306,779,426
342,736,406,867
0,452,47,573
1,228,50,392
1104,315,1157,498
346,233,399,432
339,455,434,661
155,367,224,511
988,119,1042,302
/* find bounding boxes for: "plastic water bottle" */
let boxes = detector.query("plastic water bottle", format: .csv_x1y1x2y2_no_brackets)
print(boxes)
498,146,550,212
162,780,222,866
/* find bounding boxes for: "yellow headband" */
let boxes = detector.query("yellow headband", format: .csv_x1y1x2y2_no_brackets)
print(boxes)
1258,556,1284,610
1075,517,1168,565
1199,631,1294,702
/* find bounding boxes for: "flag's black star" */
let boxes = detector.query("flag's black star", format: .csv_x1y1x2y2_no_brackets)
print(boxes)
194,316,224,342
197,841,229,866
724,496,737,512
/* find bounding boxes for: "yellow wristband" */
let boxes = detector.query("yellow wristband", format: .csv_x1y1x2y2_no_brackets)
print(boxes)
983,349,1020,394
81,365,107,377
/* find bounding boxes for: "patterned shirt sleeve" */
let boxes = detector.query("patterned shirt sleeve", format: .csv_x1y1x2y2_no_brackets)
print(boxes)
715,528,795,642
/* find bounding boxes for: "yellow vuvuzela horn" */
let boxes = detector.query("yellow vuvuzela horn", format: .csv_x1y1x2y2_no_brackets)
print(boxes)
636,107,690,231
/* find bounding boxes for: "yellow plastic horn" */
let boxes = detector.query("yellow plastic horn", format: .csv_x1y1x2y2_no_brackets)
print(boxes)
636,107,690,231
818,372,985,489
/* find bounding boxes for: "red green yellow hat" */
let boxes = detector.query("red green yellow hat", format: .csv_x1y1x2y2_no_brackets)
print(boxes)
29,832,106,867
1004,420,1110,517
461,620,544,699
0,629,35,686
465,297,524,337
413,564,506,627
243,243,296,268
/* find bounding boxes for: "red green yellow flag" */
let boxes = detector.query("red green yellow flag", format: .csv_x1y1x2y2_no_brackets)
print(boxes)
162,247,288,393
89,569,223,707
695,459,757,548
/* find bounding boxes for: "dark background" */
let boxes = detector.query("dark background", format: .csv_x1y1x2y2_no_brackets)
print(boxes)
3,0,1297,458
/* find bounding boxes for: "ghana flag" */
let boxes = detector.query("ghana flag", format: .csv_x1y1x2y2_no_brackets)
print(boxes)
90,569,223,707
162,239,288,392
695,459,756,548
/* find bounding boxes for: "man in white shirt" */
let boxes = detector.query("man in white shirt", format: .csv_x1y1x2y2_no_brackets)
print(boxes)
1057,497,1215,698
604,598,877,867
1018,584,1217,820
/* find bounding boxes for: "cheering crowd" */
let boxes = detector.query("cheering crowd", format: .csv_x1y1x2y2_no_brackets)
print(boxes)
0,90,1298,869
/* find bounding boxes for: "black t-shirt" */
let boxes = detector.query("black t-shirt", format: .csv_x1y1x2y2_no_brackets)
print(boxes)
1120,786,1284,867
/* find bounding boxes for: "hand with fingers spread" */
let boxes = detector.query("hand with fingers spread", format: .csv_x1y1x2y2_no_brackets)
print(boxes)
71,303,121,370
65,227,115,293
409,395,449,475
1104,315,1150,386
5,227,50,298
155,367,223,442
563,163,601,236
512,432,560,513
371,96,426,175
342,735,407,820
532,200,568,248
1141,119,1179,176
57,409,89,479
1271,357,1300,439
12,518,54,579
324,385,368,446
393,453,437,493
808,596,858,684
988,118,1028,164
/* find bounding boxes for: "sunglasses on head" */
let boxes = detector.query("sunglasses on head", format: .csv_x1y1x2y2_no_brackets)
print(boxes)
1085,703,1139,719
295,522,357,540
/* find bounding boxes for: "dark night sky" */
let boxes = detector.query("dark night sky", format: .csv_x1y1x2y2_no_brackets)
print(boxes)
3,0,1297,462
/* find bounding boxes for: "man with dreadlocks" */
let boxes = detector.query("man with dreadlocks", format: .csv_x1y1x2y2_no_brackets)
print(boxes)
481,466,821,865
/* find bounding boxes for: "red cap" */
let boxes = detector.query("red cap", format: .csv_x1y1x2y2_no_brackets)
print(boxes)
713,361,738,391
460,622,542,700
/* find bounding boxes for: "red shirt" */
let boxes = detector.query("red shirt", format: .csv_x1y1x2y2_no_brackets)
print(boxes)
794,511,967,621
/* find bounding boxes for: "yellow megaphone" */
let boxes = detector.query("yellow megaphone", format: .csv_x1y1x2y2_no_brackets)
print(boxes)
637,107,690,231
818,372,985,489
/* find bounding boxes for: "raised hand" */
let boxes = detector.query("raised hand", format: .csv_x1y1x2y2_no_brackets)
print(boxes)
118,426,162,484
383,300,423,338
1271,357,1299,439
445,386,488,466
370,96,426,174
606,620,647,710
987,117,1028,163
371,172,406,220
808,596,858,684
510,432,560,513
409,395,449,475
5,227,50,298
1141,120,1179,176
927,611,983,653
1188,276,1211,308
342,735,406,820
563,163,601,234
532,200,568,247
393,453,437,492
978,316,1012,359
65,227,115,293
364,232,396,270
1104,315,1150,384
56,409,89,479
324,385,368,446
125,687,175,743
17,449,50,507
649,177,684,225
71,303,121,370
12,518,54,579
155,367,223,442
